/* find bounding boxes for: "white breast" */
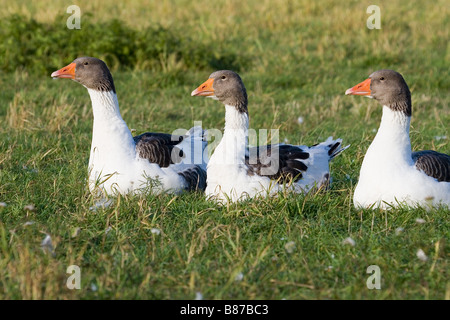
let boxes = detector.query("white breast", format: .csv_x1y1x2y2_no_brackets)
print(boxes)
87,89,188,195
205,105,272,202
354,106,450,208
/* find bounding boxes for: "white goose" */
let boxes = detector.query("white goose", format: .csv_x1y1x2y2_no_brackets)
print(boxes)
346,69,450,209
191,70,348,203
51,57,207,195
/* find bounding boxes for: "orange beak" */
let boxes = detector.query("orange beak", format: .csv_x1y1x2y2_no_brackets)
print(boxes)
345,78,372,96
51,62,76,79
191,78,215,97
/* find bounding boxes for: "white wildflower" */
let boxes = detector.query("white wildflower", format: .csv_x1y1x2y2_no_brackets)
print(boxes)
415,218,426,224
89,198,113,212
71,227,81,238
416,249,428,262
150,228,161,235
24,204,36,212
41,234,55,256
342,237,356,247
284,241,296,253
195,292,203,300
234,272,244,282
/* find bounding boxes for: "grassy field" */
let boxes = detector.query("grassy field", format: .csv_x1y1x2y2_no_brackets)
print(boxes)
0,0,449,300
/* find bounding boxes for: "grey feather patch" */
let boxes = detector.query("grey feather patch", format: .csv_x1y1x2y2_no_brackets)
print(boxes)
134,132,184,167
178,166,207,191
412,150,450,182
246,144,309,183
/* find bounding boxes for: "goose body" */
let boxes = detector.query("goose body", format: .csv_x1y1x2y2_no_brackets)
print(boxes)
192,70,348,203
346,70,450,209
52,57,207,195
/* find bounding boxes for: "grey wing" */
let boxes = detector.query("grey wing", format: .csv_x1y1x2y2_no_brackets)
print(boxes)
133,132,184,168
412,150,450,182
245,144,310,183
177,166,207,191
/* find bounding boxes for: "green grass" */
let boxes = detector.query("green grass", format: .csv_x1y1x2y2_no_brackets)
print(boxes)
0,0,449,299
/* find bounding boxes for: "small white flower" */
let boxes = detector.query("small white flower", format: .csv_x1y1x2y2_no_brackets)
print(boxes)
342,237,356,247
41,234,55,256
71,227,81,238
150,228,161,235
195,292,203,300
24,204,36,212
434,135,447,141
234,272,244,281
0,202,7,207
90,283,98,292
41,234,52,246
371,128,377,133
416,249,428,262
331,254,335,259
105,226,112,234
23,221,35,227
415,218,426,224
297,116,304,124
283,138,289,144
395,227,404,235
89,198,113,212
325,266,333,271
284,241,296,253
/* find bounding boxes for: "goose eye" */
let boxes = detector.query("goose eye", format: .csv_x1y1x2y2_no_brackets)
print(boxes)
221,75,226,80
84,62,89,66
380,77,385,81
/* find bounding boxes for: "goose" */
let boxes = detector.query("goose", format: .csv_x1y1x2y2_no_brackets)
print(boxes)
345,69,450,209
51,57,207,195
191,70,348,203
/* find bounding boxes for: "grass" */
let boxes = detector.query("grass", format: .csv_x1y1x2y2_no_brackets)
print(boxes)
0,0,449,300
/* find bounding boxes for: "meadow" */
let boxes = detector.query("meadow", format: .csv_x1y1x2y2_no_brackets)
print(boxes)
0,0,448,300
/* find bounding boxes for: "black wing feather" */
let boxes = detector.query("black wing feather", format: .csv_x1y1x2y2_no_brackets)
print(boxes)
246,144,310,183
177,166,207,191
134,132,184,167
412,150,450,182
